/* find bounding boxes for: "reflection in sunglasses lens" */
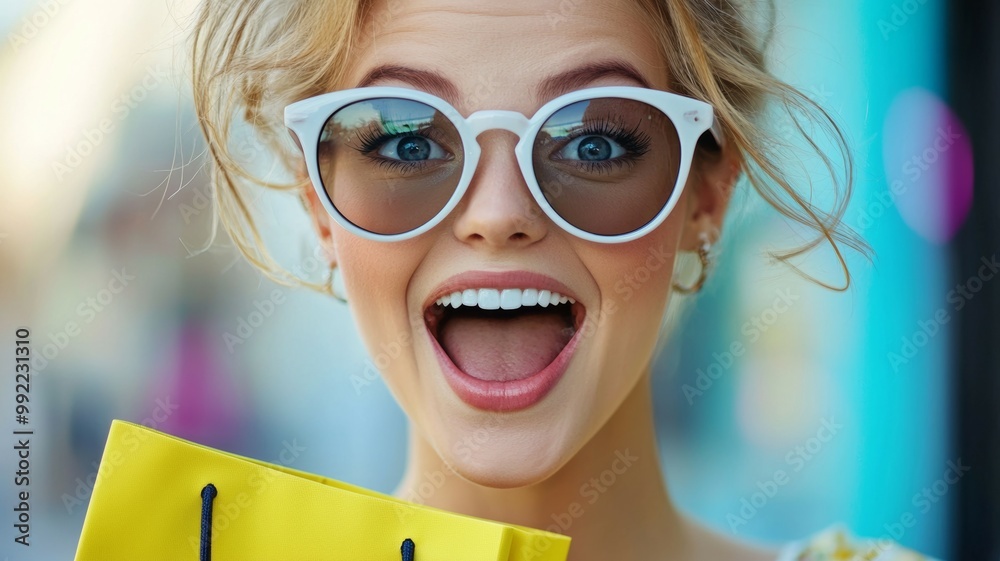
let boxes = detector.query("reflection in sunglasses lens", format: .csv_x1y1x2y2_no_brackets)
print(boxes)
317,96,681,238
532,98,682,236
318,97,464,235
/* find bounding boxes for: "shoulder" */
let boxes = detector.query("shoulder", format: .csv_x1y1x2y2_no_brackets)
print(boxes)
775,524,944,561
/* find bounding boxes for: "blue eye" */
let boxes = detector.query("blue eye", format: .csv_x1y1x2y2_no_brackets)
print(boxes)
558,135,626,161
377,134,448,161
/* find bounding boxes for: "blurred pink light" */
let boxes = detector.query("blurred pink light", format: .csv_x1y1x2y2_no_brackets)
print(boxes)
882,88,974,243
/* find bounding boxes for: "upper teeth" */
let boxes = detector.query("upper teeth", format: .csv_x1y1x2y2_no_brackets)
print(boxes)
434,288,576,310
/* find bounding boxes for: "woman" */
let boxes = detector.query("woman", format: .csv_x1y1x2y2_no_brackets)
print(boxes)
189,0,938,559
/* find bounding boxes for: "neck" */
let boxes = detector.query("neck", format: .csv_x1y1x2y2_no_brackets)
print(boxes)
392,368,696,561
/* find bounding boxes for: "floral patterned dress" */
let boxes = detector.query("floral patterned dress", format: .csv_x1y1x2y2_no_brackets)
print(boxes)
775,525,944,560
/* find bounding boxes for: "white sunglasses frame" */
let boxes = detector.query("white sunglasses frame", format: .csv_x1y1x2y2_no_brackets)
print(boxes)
284,85,723,244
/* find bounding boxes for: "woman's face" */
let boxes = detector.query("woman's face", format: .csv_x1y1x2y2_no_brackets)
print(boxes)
312,0,718,487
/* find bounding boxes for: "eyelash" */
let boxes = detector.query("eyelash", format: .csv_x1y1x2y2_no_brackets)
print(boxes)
348,115,653,175
556,116,652,174
353,122,446,173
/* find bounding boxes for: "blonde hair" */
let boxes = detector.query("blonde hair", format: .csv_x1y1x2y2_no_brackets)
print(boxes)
190,0,872,300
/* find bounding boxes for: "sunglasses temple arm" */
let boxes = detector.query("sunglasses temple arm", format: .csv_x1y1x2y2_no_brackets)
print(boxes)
709,117,726,149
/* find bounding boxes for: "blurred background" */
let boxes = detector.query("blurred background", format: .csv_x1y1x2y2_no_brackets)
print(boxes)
0,0,996,559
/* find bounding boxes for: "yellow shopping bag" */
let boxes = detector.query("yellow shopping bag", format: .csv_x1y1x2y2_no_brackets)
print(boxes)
73,419,571,561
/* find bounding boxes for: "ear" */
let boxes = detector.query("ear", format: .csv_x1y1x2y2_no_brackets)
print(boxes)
677,143,742,251
298,167,338,266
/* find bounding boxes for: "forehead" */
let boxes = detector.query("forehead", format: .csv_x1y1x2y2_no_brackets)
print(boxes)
344,0,668,113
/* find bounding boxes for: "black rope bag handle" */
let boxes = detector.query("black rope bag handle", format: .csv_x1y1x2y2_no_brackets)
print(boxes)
199,483,416,561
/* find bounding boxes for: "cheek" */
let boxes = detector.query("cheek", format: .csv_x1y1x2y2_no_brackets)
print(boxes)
339,238,408,302
574,226,680,398
334,236,427,382
598,244,676,363
585,229,679,313
610,247,674,306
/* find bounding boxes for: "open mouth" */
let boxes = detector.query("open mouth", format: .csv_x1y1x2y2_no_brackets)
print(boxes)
423,288,587,389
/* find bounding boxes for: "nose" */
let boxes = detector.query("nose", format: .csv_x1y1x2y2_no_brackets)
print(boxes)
450,120,549,249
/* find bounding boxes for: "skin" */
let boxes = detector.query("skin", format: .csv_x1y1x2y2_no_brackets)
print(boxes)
302,1,773,559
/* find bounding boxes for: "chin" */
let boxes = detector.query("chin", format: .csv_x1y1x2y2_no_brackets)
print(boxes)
414,403,583,488
445,451,567,489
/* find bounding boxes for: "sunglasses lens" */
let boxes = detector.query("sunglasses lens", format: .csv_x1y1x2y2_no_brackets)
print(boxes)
317,97,464,235
532,98,682,236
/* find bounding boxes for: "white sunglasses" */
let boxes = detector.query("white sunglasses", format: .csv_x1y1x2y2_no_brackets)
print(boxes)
285,86,723,243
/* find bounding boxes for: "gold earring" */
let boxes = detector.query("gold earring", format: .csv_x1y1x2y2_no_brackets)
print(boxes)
672,232,713,294
327,262,348,304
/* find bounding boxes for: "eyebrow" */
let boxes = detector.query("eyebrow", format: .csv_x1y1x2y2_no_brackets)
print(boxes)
536,59,653,100
354,59,654,105
355,64,462,102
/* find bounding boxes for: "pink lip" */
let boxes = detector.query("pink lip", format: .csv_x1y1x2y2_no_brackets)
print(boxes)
421,269,586,412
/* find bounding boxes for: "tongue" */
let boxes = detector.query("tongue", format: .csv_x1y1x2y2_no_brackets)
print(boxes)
439,309,574,382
